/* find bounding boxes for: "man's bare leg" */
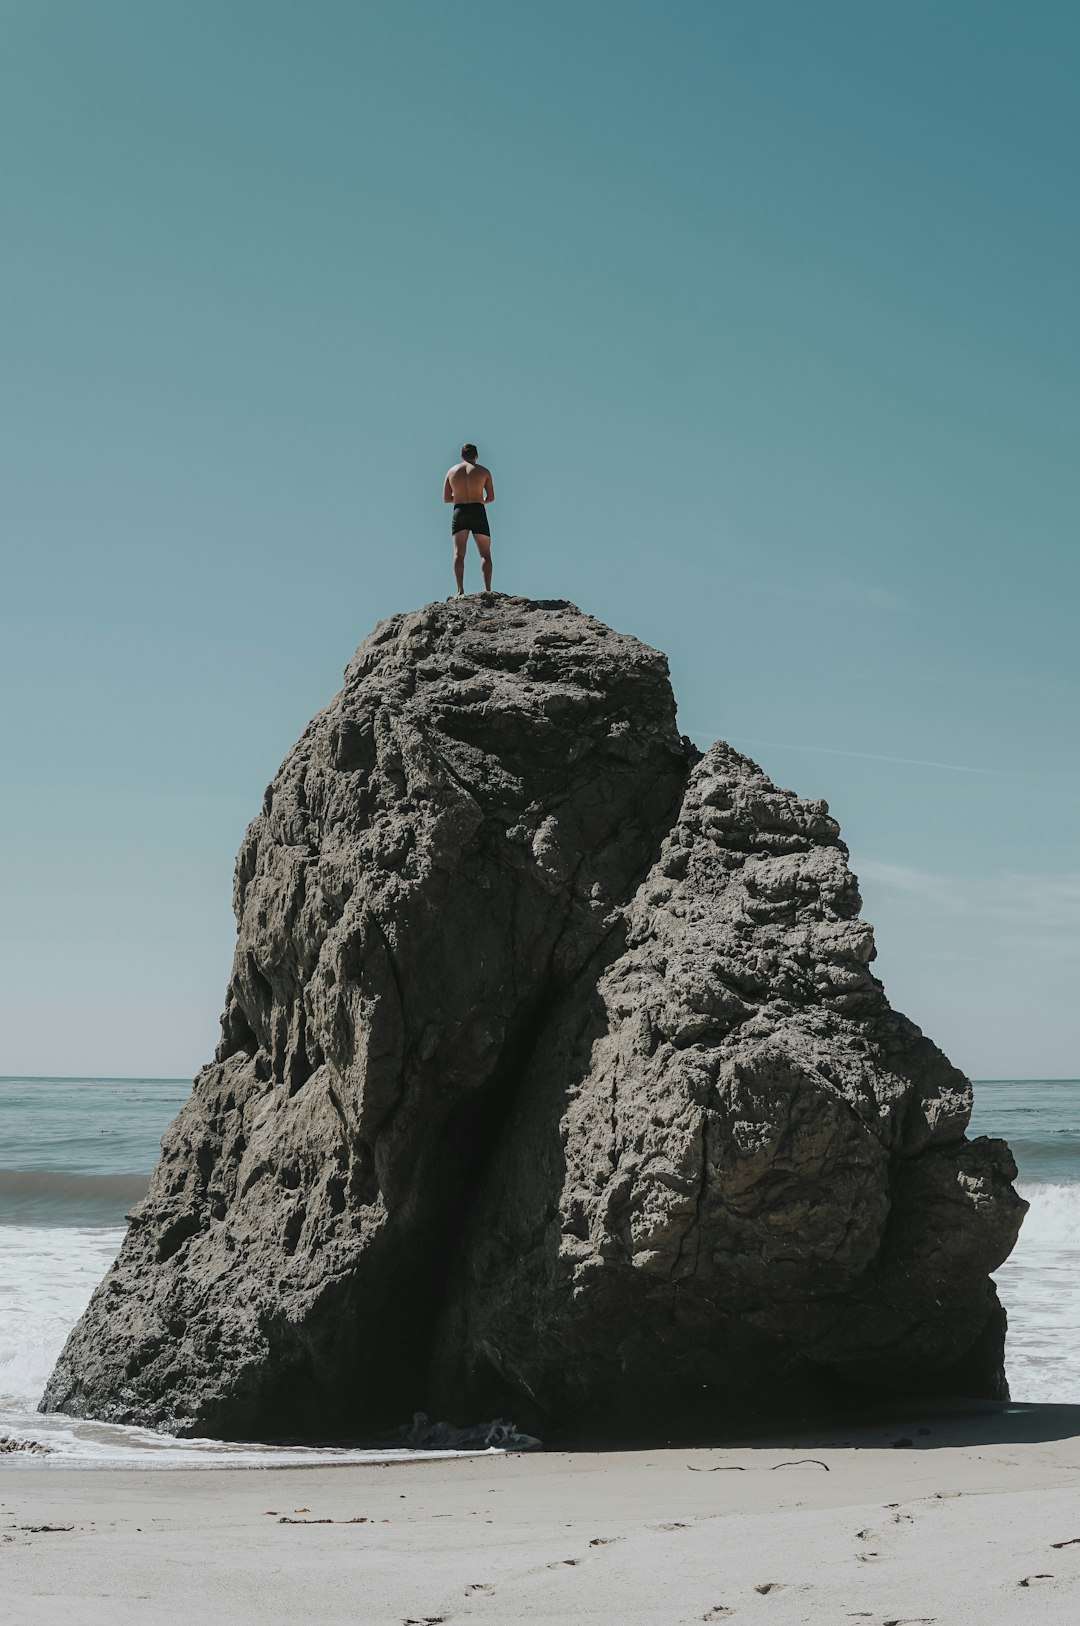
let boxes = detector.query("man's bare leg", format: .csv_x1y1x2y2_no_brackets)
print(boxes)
475,532,493,592
453,532,468,596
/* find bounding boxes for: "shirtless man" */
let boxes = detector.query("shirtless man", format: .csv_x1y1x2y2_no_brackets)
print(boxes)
443,443,494,595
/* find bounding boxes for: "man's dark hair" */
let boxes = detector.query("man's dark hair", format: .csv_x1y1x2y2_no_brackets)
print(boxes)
461,442,478,461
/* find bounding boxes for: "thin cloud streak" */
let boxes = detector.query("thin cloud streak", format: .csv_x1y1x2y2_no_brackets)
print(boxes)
857,859,1080,937
685,731,1004,777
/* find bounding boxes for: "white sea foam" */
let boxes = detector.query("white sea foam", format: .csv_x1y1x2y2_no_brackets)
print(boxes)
0,1225,123,1411
0,1225,481,1467
996,1182,1080,1404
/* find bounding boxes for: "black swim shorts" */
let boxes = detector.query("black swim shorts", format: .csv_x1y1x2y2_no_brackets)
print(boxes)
451,502,490,537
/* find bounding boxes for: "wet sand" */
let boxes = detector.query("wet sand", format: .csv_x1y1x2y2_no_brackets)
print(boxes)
4,1403,1080,1624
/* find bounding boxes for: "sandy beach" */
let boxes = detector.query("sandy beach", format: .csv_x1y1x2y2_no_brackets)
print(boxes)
4,1403,1080,1624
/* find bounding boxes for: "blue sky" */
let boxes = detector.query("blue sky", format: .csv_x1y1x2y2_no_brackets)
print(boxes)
1,0,1076,1078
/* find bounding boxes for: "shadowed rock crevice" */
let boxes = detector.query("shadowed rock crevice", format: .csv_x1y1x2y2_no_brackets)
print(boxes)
43,596,1025,1442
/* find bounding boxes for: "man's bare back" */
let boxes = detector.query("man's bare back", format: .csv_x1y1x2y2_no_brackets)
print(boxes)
443,442,494,596
444,461,493,504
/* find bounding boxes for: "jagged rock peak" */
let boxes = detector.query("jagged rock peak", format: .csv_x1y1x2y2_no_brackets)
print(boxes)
44,596,1025,1442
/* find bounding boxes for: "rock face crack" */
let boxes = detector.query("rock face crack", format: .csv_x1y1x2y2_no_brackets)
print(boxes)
42,596,1026,1443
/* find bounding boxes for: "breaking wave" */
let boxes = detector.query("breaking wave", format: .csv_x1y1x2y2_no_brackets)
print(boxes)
0,1168,149,1226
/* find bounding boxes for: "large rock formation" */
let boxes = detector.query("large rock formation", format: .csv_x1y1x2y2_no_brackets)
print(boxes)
44,597,1025,1442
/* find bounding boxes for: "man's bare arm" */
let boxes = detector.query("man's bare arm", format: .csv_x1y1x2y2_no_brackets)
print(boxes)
484,468,495,503
443,470,455,504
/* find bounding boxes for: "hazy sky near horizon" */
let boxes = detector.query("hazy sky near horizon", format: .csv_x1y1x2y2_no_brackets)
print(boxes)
1,1,1077,1079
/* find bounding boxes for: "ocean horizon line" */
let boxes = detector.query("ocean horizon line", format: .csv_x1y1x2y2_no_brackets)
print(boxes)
4,1073,1079,1086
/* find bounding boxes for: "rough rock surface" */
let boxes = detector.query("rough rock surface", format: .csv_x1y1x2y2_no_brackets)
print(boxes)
44,596,1025,1441
430,741,1024,1431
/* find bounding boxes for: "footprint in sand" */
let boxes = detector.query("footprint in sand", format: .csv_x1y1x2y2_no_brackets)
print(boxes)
701,1608,733,1621
854,1506,917,1558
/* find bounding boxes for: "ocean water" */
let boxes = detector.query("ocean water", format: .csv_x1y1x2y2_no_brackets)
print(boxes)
0,1076,1076,1464
968,1079,1080,1404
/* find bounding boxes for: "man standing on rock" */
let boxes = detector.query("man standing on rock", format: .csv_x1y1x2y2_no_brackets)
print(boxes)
444,443,494,596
